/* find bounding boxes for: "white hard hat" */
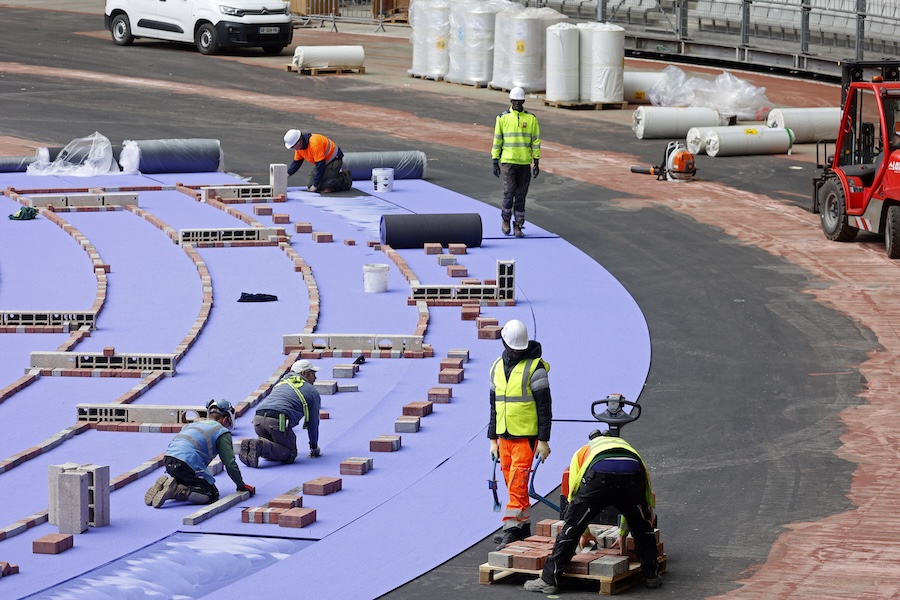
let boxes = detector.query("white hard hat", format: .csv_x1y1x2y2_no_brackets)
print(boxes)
284,129,302,149
291,359,320,374
501,319,529,350
509,87,526,101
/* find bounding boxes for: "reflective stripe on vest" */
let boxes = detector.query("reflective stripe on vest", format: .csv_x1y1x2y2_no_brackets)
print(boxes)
275,376,310,429
491,357,540,436
167,420,226,483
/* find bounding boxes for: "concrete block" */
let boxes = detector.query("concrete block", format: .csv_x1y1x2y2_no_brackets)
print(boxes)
57,471,89,534
447,349,469,362
33,533,74,554
312,231,333,243
589,555,629,577
395,416,420,433
48,462,81,525
436,255,457,266
314,380,338,395
487,551,514,568
253,205,273,216
82,464,110,527
270,163,288,198
332,364,356,378
336,383,358,392
370,435,401,452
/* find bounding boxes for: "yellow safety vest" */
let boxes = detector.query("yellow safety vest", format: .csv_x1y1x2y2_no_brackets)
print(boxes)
491,356,546,436
567,436,654,508
275,376,310,429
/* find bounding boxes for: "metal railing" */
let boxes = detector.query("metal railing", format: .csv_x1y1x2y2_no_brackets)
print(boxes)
293,0,408,32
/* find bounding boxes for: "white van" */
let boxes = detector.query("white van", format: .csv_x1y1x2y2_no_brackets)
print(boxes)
104,0,293,55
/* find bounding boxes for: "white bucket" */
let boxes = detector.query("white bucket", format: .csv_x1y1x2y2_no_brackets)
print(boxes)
372,167,394,193
363,263,389,293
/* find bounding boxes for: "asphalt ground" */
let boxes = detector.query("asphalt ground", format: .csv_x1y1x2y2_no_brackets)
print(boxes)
0,4,884,600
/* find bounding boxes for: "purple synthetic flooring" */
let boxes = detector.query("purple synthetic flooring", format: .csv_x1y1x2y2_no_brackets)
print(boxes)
0,173,649,599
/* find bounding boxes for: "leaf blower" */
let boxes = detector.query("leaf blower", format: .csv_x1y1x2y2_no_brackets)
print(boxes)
631,141,697,182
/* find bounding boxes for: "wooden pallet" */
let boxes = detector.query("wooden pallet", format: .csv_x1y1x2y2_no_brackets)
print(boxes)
542,99,629,111
284,64,365,76
478,555,666,596
408,73,443,82
444,79,488,89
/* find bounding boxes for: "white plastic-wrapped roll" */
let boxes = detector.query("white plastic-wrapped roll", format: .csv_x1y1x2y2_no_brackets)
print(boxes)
489,8,515,90
465,5,496,84
632,106,724,140
446,1,470,83
408,0,429,76
576,23,602,102
509,12,546,91
623,71,664,104
589,24,624,103
545,23,579,102
425,0,450,78
292,46,365,69
705,126,794,157
766,107,841,143
685,126,739,155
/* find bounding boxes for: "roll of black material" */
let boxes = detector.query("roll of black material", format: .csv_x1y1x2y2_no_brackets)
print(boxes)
0,145,122,173
343,151,427,181
380,213,482,249
131,139,222,173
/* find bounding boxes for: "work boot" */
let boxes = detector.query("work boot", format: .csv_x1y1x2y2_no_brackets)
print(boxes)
645,574,663,589
523,578,559,594
501,219,511,235
239,438,259,468
144,475,169,506
513,221,524,238
151,476,179,508
496,524,529,550
341,169,352,190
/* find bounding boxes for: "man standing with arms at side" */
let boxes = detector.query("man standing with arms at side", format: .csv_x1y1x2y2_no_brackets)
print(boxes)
492,87,541,238
489,319,552,549
284,129,352,193
523,429,662,593
239,359,322,467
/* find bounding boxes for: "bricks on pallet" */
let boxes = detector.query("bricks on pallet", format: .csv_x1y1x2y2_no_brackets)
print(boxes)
589,555,630,577
423,242,443,255
33,533,74,554
438,368,464,384
447,349,469,362
402,400,433,417
427,387,452,403
57,471,89,534
332,364,356,378
535,518,561,537
395,415,420,433
267,494,303,509
370,435,401,452
295,222,312,234
448,243,467,255
278,507,316,528
478,325,503,340
302,476,342,496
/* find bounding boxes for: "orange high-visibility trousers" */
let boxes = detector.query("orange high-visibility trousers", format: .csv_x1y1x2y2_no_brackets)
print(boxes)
500,437,535,527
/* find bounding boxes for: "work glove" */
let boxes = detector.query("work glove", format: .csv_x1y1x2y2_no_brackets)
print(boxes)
308,185,318,193
532,160,540,178
239,483,256,497
490,439,499,461
309,446,321,458
535,440,550,462
492,159,500,178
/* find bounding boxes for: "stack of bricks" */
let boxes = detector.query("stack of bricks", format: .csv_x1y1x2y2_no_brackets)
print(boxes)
424,242,443,255
295,222,312,234
428,386,452,404
476,317,499,333
448,243,467,255
340,457,373,475
279,507,317,528
272,213,290,224
370,434,401,452
438,358,464,384
395,414,420,433
332,363,359,378
487,536,556,571
461,303,480,320
253,205,273,217
0,561,19,577
312,231,333,243
241,494,303,525
302,476,342,496
33,533,74,555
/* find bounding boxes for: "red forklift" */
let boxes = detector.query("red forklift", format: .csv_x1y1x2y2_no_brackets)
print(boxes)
813,59,900,257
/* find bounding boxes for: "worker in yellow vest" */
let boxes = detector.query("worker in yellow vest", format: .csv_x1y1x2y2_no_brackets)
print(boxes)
524,431,662,593
488,319,552,549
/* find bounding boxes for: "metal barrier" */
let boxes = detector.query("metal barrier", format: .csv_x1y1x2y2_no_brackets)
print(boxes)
293,0,408,32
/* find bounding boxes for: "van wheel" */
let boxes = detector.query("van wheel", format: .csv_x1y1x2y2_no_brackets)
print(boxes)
263,45,286,55
111,14,134,46
195,24,219,55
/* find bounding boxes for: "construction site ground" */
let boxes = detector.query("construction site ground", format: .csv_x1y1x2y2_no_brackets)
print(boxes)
0,1,896,599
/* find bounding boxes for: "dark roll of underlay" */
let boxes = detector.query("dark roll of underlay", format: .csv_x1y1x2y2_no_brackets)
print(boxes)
380,213,482,249
130,139,222,173
342,151,427,181
0,146,121,173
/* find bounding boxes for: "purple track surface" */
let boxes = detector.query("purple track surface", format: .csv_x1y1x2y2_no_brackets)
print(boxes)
0,172,649,599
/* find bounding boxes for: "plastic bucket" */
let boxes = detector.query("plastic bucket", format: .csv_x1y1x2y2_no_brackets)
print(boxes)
363,263,389,293
372,167,394,192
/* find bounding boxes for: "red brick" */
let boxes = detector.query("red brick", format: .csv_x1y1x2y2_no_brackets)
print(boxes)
303,476,341,496
476,317,499,329
340,461,368,475
447,265,468,277
461,305,480,320
448,243,467,255
278,507,316,528
478,325,503,340
253,205,273,216
33,533,74,554
424,242,443,255
428,387,452,403
402,401,433,417
294,222,312,233
438,368,464,384
440,358,464,370
267,495,303,509
312,231,333,243
272,213,290,224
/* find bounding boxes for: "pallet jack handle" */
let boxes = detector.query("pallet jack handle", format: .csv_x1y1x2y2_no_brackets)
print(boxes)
528,455,561,514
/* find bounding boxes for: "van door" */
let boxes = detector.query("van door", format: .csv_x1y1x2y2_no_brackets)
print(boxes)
131,0,193,42
156,0,194,42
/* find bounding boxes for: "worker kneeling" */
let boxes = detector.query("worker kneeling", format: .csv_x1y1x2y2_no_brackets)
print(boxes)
523,430,661,594
144,399,255,509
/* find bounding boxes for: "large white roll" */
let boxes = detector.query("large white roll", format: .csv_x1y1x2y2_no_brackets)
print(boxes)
588,24,624,103
766,107,841,143
705,126,794,157
507,7,566,92
489,8,516,90
685,125,740,155
446,1,470,83
465,5,497,84
623,71,664,104
576,23,602,102
408,0,429,76
425,0,450,78
292,46,365,69
632,106,724,140
545,23,579,102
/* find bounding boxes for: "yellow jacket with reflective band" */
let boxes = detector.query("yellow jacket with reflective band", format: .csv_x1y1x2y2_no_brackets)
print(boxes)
567,436,654,509
491,109,541,165
491,356,545,436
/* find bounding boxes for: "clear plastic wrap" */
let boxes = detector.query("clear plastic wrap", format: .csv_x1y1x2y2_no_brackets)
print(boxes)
649,66,773,120
26,132,119,177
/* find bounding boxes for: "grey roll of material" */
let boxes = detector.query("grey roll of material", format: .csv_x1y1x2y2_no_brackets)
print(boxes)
127,139,222,173
380,213,482,249
342,151,427,181
0,147,70,173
